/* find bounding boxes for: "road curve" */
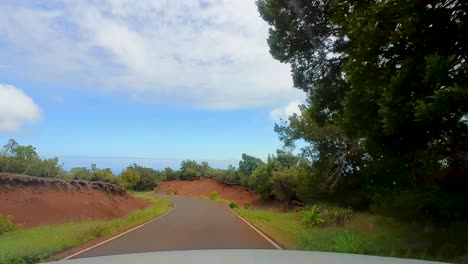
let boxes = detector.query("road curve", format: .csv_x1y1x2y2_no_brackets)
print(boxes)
71,195,276,259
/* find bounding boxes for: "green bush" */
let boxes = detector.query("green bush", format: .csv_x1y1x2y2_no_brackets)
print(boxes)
228,202,239,209
331,231,368,254
208,191,220,200
322,208,353,227
88,225,110,238
301,205,323,228
244,203,251,209
0,215,19,235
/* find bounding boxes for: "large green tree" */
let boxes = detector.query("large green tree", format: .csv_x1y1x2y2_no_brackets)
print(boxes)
258,0,468,219
238,153,265,176
180,160,201,180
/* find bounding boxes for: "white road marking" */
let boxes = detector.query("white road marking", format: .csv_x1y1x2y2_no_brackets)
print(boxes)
224,204,283,250
61,203,176,260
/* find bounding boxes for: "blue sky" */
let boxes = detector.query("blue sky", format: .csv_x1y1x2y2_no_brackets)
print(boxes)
0,0,305,172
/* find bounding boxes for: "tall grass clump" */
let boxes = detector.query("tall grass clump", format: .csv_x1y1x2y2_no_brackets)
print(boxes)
208,191,220,200
0,215,19,235
331,231,368,254
302,205,323,228
228,201,239,209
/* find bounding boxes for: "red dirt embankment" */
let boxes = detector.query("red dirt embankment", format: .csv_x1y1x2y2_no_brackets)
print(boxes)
155,178,262,206
0,173,150,227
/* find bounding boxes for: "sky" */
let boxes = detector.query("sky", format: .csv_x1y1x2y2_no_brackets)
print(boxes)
0,0,305,172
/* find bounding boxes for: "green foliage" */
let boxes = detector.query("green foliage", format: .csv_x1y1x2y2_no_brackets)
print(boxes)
119,167,141,189
70,167,93,180
208,191,220,200
228,202,239,209
248,164,273,199
258,0,468,221
332,231,366,254
234,207,301,249
132,165,162,191
301,206,323,228
0,215,19,235
162,167,179,181
92,168,115,182
322,208,353,227
301,230,368,255
0,139,65,178
238,153,264,177
180,160,201,180
243,203,251,210
237,206,468,262
271,166,298,202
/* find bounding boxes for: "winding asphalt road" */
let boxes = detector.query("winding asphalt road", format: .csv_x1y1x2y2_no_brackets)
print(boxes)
71,196,276,259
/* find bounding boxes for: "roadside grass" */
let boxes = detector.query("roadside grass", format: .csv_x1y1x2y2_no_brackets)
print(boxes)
0,192,173,264
233,207,300,249
233,206,468,263
200,192,232,205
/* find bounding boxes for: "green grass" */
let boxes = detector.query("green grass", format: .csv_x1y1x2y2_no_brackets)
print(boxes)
0,192,173,264
234,207,301,249
208,191,220,200
234,206,468,263
200,193,232,205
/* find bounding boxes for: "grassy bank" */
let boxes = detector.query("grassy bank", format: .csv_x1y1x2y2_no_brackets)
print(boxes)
0,192,172,264
233,206,468,263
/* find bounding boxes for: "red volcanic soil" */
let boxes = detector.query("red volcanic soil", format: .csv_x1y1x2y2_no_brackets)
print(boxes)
0,173,150,227
155,178,262,206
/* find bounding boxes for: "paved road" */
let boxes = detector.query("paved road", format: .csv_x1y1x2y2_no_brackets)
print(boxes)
72,196,276,259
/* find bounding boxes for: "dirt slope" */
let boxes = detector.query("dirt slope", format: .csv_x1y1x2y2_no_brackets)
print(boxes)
155,178,261,206
0,173,150,227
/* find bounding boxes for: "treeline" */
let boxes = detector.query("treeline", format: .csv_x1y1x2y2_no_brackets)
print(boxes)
0,139,309,201
0,140,253,193
0,139,163,190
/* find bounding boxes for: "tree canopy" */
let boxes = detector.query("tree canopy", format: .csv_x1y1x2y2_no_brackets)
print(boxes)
258,0,468,221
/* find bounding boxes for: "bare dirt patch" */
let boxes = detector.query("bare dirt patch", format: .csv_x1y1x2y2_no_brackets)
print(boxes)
0,173,150,227
155,178,262,206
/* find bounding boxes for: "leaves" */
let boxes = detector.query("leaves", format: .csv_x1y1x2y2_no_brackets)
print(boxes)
258,0,468,220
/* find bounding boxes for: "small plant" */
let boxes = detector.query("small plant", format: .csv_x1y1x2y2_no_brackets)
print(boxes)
228,202,239,209
323,208,353,226
7,253,44,264
89,225,109,238
301,205,323,228
208,191,220,200
331,231,367,254
0,215,19,235
244,203,251,209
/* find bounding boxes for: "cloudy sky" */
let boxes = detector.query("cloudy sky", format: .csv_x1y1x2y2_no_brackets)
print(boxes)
0,0,304,172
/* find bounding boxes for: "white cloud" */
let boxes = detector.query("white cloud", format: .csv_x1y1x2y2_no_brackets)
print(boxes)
270,100,303,122
0,0,304,110
0,84,42,133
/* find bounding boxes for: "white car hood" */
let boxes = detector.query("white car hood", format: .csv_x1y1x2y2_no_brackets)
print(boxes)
45,250,446,264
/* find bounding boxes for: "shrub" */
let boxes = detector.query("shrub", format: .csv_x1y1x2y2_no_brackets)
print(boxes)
228,202,239,209
88,225,110,238
322,208,353,227
302,205,323,228
244,203,251,209
209,191,220,200
0,215,19,235
331,231,368,254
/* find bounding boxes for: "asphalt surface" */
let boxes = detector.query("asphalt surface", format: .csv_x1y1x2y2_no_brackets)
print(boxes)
72,196,275,259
